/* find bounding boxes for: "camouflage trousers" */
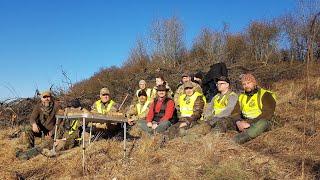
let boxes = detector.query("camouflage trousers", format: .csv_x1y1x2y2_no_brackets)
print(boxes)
17,124,81,160
22,125,54,149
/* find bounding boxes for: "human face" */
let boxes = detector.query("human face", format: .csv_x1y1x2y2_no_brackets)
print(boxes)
184,87,194,96
100,93,110,103
217,81,229,93
41,95,52,107
139,95,147,103
182,76,190,83
157,90,166,98
242,81,255,92
139,83,146,90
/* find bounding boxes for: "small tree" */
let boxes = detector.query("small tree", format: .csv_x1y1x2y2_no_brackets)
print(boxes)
225,34,247,64
192,27,226,64
150,16,186,67
247,21,280,64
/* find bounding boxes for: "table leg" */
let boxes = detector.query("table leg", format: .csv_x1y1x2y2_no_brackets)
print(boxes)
52,117,59,152
123,122,126,158
89,124,92,144
82,117,86,174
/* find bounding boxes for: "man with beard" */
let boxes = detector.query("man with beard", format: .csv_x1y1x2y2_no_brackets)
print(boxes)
17,90,61,160
230,74,276,144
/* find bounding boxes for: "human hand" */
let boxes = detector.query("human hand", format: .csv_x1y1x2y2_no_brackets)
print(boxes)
32,123,39,133
147,122,153,128
45,131,53,139
236,121,250,131
152,123,158,129
179,122,188,128
128,119,134,126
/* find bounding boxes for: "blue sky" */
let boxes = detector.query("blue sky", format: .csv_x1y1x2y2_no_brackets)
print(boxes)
0,0,296,100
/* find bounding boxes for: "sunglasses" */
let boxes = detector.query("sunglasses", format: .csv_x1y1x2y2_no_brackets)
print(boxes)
101,94,109,96
42,96,51,98
216,82,227,86
184,87,193,90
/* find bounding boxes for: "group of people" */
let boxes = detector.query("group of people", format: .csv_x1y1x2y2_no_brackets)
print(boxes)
16,71,276,160
129,73,276,144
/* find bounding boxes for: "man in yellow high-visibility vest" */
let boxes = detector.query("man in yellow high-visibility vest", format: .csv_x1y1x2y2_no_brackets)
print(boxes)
126,90,151,126
230,74,276,144
91,87,120,138
174,72,203,107
204,76,238,131
91,87,118,114
168,81,205,138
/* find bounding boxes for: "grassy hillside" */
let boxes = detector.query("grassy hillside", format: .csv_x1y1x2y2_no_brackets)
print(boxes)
0,61,320,179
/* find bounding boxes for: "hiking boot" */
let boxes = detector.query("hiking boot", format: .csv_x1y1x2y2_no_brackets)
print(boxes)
16,147,40,160
232,132,251,144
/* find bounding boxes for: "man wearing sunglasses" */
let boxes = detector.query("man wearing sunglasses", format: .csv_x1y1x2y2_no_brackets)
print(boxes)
204,76,238,132
17,90,61,160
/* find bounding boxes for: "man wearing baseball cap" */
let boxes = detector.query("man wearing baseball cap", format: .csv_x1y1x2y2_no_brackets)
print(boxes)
91,87,118,114
174,72,202,107
17,90,61,160
89,87,123,140
126,90,151,126
231,73,276,144
204,76,238,131
168,81,206,138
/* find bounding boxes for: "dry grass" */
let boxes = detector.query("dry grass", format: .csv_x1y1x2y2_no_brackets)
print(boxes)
1,63,320,179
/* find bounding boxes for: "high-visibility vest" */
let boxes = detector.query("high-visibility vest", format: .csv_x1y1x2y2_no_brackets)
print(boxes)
213,91,237,115
136,88,152,99
239,88,276,119
136,101,150,116
95,100,115,114
68,120,79,135
179,92,206,117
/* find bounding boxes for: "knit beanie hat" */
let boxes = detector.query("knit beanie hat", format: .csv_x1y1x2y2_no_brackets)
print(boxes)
240,73,257,86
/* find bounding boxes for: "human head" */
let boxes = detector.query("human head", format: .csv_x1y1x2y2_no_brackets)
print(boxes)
181,72,191,84
99,87,110,103
40,90,52,107
155,75,165,86
240,73,257,92
216,76,230,94
138,90,147,103
183,81,194,96
193,71,203,83
156,84,168,98
139,80,146,90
